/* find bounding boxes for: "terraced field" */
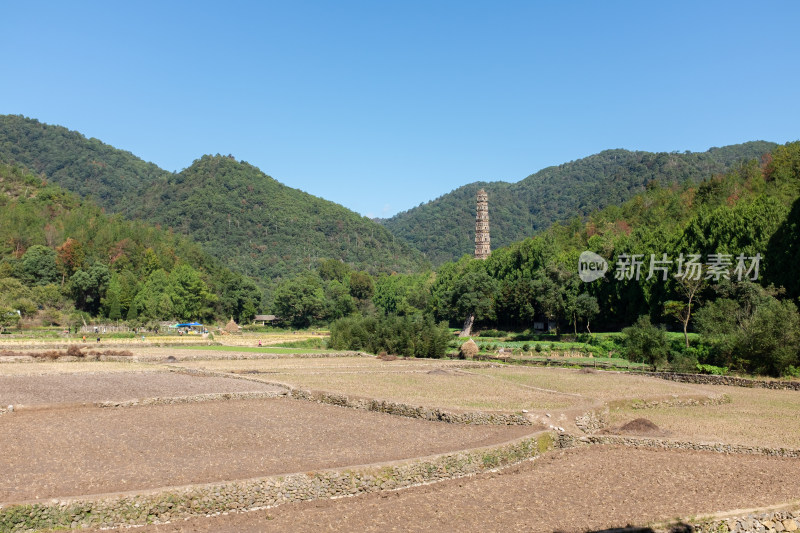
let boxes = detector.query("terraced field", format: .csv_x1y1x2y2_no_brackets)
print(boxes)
1,349,797,532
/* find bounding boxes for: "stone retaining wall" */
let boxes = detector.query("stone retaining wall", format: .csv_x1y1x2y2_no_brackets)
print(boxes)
556,434,800,458
639,372,800,391
95,390,288,409
0,433,553,532
689,509,800,532
288,388,532,425
171,366,532,426
574,408,609,433
622,393,732,410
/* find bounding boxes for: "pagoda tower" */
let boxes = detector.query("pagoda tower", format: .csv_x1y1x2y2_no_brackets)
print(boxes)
474,189,490,259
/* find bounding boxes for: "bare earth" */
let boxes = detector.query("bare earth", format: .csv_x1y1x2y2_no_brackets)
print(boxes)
2,355,798,532
0,398,532,502
0,371,285,406
86,446,800,533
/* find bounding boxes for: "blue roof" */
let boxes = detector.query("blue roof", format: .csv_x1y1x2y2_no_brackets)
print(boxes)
175,322,203,327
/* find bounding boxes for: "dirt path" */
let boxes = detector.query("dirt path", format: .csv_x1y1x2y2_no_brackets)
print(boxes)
0,398,532,503
82,445,800,533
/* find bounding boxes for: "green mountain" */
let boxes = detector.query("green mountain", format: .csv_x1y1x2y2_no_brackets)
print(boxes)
132,154,427,290
0,162,261,324
0,115,169,209
381,143,778,264
424,142,800,375
0,115,428,295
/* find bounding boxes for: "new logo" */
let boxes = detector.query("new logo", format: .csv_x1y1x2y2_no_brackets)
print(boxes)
578,251,608,282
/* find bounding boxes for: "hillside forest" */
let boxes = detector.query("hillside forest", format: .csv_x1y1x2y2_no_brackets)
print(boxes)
381,141,776,264
0,115,428,296
1,114,799,377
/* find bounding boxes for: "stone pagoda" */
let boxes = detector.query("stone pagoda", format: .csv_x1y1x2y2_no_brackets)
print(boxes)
474,189,490,259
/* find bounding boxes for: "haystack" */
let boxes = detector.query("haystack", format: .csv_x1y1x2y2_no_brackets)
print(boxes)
224,317,240,334
459,338,479,359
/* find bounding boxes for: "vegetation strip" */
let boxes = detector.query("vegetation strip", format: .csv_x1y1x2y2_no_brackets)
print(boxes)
0,433,553,532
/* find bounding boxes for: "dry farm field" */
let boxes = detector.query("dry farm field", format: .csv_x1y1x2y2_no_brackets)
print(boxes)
0,347,798,532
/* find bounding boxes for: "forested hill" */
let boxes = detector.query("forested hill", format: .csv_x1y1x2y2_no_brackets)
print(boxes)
0,115,169,209
381,142,777,265
132,155,427,288
0,162,262,324
0,116,428,292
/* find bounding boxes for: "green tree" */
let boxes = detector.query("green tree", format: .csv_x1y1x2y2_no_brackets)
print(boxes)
132,269,175,320
348,271,374,301
663,272,706,348
323,279,356,320
444,269,498,335
742,298,800,376
695,283,800,376
533,273,565,333
569,292,600,334
170,264,215,321
69,263,111,315
21,245,59,285
104,276,124,321
272,274,326,328
329,314,450,358
622,315,669,370
107,291,122,321
214,269,262,323
318,258,350,282
0,306,20,332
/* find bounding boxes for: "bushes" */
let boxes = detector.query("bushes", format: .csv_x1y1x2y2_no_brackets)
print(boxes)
696,363,729,375
622,316,669,371
329,314,451,358
694,284,800,377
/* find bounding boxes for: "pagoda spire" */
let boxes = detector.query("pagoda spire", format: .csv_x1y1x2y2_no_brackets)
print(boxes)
474,189,490,259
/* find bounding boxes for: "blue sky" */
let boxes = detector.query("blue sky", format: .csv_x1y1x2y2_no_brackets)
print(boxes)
2,1,799,217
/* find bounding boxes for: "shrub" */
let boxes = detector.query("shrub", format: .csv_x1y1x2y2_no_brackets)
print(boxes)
377,351,398,361
622,316,669,371
784,365,800,378
329,314,450,358
65,345,85,358
696,363,729,375
534,343,542,353
669,352,698,373
275,337,327,349
479,329,506,338
521,343,530,352
695,285,800,377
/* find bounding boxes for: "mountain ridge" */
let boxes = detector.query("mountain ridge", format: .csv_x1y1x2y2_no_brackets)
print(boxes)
381,142,778,264
0,115,428,296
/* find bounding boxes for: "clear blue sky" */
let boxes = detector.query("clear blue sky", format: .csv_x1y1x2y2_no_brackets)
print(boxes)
2,1,799,217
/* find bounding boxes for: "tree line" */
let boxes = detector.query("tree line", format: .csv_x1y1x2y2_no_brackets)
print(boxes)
277,143,800,376
0,163,261,331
